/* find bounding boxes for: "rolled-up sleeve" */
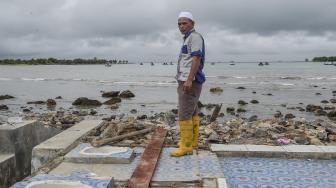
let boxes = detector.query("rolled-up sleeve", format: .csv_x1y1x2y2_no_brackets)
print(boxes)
190,34,203,57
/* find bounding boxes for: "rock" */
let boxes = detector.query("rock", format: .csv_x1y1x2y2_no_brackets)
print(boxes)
306,104,323,112
72,97,102,106
238,100,248,105
46,99,56,106
296,107,305,111
226,107,235,112
248,115,258,122
171,109,178,114
236,87,246,90
78,110,89,116
266,93,273,96
333,91,336,94
210,87,223,93
321,100,329,104
285,113,295,119
252,91,257,94
164,111,176,125
281,104,287,107
208,132,220,143
278,121,287,126
55,96,62,99
119,90,135,98
237,108,246,113
330,99,336,103
110,104,119,109
315,109,327,116
294,136,309,145
130,109,137,114
327,111,336,120
315,93,322,95
90,109,97,115
198,101,204,108
250,100,259,104
219,113,225,117
22,108,31,112
324,106,335,111
102,91,120,98
274,111,283,118
27,100,46,104
317,129,328,141
0,95,14,100
103,97,121,105
137,115,147,120
0,105,9,110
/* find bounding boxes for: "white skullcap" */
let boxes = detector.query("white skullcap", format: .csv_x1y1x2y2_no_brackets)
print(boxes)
178,11,193,21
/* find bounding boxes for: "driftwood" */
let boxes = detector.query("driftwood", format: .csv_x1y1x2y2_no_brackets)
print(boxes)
92,127,155,147
210,103,222,123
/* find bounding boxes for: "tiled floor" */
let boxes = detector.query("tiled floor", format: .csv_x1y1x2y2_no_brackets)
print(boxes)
220,157,336,188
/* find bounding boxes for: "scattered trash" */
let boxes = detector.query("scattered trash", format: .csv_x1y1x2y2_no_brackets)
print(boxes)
277,137,290,145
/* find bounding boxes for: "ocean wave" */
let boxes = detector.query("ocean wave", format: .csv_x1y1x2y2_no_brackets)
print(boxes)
280,76,302,80
307,77,324,80
21,77,45,81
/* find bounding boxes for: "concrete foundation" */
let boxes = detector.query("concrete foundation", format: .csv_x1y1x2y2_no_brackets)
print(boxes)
0,154,16,188
31,120,103,173
0,121,61,187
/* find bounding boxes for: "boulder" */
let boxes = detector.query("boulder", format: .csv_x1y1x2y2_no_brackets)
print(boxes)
321,100,329,104
226,107,235,112
55,96,62,99
238,100,248,105
285,113,295,119
46,99,56,106
306,104,323,112
248,115,258,122
236,87,246,90
210,87,223,93
103,97,121,105
250,100,259,104
27,100,46,104
237,108,246,113
119,90,135,98
315,109,327,116
0,95,14,100
110,104,119,109
72,97,102,106
330,99,336,103
0,104,9,110
102,91,120,98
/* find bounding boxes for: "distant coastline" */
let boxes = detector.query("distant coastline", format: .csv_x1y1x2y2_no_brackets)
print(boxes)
0,58,129,65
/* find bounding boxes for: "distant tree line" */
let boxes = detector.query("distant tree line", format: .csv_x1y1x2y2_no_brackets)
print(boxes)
312,56,336,62
0,58,128,65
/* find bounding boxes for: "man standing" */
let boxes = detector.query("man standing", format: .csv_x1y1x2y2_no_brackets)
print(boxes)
171,11,205,157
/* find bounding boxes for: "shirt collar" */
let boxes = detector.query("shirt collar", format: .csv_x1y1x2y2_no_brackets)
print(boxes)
183,28,195,40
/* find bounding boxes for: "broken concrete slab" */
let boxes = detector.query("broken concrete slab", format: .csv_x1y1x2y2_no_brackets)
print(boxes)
0,121,60,182
64,143,134,164
210,144,248,157
11,172,113,188
0,154,16,188
31,120,103,173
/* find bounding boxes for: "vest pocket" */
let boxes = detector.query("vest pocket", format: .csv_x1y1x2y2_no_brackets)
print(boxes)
181,45,188,54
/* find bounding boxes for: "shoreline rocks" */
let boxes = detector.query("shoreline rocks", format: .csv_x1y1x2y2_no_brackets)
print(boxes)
72,97,102,106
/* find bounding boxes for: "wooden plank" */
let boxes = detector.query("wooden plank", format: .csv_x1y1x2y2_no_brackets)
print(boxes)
127,127,167,188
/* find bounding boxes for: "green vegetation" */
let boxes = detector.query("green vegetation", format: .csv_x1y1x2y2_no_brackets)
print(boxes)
312,56,336,62
0,58,129,65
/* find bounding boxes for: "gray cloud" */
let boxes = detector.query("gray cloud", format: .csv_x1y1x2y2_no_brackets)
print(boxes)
0,0,336,61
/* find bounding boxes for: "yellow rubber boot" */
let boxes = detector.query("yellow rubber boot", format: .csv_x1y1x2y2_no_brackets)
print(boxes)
192,115,200,148
170,119,193,157
177,116,200,148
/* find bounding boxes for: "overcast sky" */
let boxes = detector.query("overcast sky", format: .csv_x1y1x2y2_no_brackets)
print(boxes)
1,0,336,62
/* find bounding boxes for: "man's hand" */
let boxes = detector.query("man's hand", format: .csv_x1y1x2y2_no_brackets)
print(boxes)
183,80,193,91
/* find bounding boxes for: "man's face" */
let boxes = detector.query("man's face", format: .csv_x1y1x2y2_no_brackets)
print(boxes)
178,17,194,34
